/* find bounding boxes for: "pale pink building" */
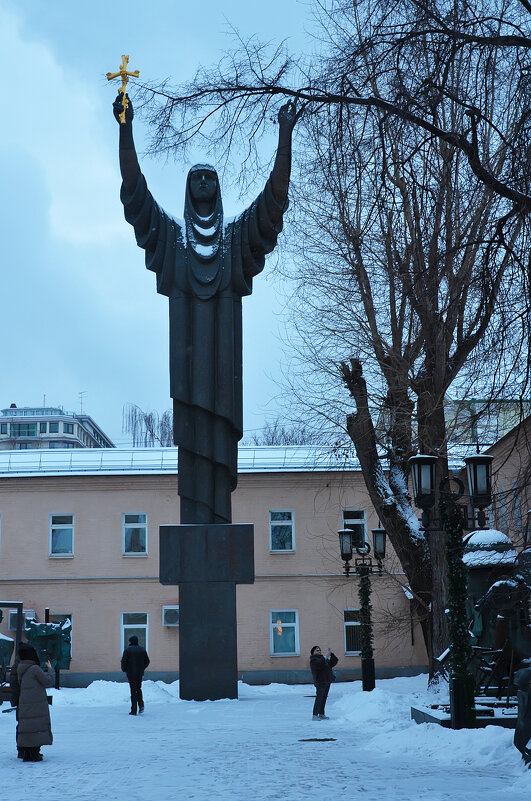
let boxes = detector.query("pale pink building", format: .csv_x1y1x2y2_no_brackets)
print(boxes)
0,446,427,686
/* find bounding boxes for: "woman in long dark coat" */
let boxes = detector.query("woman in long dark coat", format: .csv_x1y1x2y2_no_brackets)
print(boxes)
310,645,338,720
17,644,54,762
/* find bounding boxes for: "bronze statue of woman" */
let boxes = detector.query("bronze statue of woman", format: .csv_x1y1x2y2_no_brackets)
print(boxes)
114,95,298,526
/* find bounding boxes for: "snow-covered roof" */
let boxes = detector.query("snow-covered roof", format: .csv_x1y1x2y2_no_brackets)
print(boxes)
463,529,517,568
0,446,361,478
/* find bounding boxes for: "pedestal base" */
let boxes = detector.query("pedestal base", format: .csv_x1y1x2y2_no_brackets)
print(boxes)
178,581,238,700
159,523,254,701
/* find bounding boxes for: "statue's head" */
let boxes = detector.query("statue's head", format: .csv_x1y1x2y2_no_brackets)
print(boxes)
184,164,223,275
187,164,220,218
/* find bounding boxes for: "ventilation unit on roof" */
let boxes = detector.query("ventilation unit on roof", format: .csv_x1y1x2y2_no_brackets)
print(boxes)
162,606,179,627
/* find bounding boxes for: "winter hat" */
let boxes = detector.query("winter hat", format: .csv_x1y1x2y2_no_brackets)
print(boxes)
18,643,39,663
128,635,139,645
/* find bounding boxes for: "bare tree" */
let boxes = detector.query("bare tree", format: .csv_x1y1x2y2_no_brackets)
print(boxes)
137,0,530,212
244,418,327,445
122,404,173,447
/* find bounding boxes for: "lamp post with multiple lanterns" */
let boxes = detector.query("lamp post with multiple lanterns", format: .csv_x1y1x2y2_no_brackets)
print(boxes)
408,452,493,729
338,526,387,691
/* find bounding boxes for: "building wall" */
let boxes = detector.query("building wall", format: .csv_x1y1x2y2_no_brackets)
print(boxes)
488,419,531,545
0,468,428,685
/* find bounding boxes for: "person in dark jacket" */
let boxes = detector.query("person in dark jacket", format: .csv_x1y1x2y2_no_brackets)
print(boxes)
16,643,54,761
310,645,338,720
121,635,150,715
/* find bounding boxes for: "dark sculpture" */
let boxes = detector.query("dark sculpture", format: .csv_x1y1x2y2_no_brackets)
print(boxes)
475,575,531,661
474,575,531,761
114,94,298,524
114,93,298,700
514,666,531,765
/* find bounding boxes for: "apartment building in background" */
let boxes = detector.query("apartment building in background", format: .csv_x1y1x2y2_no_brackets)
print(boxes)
0,404,114,450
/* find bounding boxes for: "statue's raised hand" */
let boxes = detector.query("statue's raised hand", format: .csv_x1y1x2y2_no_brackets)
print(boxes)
277,100,299,133
113,92,134,125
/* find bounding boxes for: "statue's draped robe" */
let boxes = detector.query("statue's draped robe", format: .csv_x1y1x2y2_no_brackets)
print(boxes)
121,170,287,524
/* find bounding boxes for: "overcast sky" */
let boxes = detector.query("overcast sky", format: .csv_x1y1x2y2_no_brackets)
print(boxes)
0,0,310,446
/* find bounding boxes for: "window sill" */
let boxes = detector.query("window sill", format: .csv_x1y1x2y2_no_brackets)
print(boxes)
122,553,148,558
269,549,296,554
270,652,300,658
49,554,74,559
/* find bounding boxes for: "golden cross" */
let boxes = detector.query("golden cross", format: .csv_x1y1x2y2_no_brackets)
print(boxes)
106,55,140,124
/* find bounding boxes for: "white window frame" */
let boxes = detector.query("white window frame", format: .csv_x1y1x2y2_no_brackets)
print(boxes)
8,609,36,631
122,513,148,556
49,514,74,557
269,510,295,553
342,509,367,545
120,612,148,653
344,608,362,655
269,609,300,656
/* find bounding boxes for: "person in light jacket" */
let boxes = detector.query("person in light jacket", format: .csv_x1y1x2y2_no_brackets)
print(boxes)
310,645,338,720
16,644,54,762
121,635,150,715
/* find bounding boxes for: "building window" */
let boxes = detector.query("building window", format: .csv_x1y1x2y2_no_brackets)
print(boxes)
344,609,362,654
49,514,74,556
270,610,299,656
0,423,7,434
49,422,59,433
10,423,37,437
512,481,523,534
39,422,47,433
269,510,295,552
342,509,367,544
121,612,148,652
497,488,508,533
122,513,147,555
63,423,74,434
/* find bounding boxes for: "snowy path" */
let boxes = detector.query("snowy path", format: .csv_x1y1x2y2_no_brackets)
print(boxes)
1,676,528,800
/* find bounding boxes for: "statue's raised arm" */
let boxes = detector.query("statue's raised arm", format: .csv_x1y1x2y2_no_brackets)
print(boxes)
269,100,299,209
113,93,140,189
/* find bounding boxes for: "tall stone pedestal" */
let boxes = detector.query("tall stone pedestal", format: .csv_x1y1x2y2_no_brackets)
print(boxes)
160,523,254,701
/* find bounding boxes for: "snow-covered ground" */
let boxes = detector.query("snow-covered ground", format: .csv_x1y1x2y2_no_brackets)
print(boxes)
1,675,528,800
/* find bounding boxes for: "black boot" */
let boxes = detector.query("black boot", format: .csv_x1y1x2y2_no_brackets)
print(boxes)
23,748,42,762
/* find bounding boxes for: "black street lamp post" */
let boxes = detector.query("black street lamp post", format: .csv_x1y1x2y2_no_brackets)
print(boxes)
338,526,386,692
408,452,493,729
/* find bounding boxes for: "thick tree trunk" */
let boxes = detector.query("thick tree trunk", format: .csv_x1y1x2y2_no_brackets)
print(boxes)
341,358,437,672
